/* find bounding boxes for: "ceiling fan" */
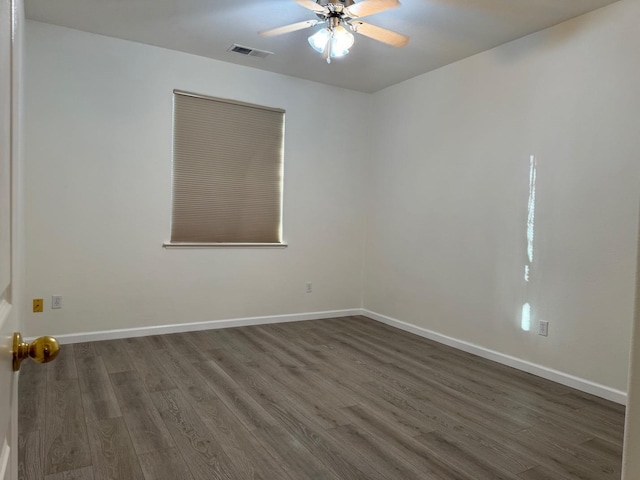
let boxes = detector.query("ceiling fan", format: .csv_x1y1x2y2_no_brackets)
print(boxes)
259,0,409,63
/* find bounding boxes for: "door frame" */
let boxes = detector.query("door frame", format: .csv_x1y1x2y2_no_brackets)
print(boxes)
8,0,25,478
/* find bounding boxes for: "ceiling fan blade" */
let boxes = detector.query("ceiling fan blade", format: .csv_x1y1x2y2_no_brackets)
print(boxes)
351,21,409,47
259,20,320,37
346,0,400,19
293,0,327,13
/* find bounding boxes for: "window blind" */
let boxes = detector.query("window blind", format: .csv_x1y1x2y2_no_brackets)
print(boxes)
171,91,285,244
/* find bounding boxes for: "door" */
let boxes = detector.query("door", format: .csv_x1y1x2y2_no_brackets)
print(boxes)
0,0,22,479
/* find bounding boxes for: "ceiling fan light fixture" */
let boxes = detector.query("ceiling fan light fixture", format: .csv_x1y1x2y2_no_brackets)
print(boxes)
308,23,355,61
308,27,331,53
330,25,354,57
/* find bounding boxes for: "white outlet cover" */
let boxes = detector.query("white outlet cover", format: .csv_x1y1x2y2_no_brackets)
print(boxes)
539,320,549,337
52,295,62,309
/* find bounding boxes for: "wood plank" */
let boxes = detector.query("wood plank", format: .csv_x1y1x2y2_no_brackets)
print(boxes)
208,329,260,364
367,352,593,445
92,340,134,374
156,332,214,363
188,394,295,480
44,466,94,480
327,423,448,480
138,449,194,480
221,328,270,355
141,334,166,351
44,380,92,475
251,426,340,480
179,330,222,352
242,327,310,366
150,344,292,479
150,389,241,480
18,430,43,480
193,357,277,431
120,337,176,393
150,344,214,403
18,361,48,434
579,436,623,464
517,466,575,480
511,427,621,480
249,356,354,429
209,346,380,480
413,431,521,480
72,343,96,361
561,391,626,416
46,345,77,382
86,417,144,480
75,355,121,422
108,370,175,455
342,403,531,475
311,343,526,446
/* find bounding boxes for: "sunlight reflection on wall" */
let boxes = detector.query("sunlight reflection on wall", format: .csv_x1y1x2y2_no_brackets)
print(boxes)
522,155,537,331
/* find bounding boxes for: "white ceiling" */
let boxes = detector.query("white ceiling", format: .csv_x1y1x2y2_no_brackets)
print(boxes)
25,0,620,93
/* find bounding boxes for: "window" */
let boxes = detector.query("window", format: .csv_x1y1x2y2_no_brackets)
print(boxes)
167,90,285,247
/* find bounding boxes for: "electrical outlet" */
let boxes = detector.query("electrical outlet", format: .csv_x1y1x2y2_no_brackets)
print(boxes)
539,320,549,337
52,295,62,309
306,282,313,294
33,298,43,313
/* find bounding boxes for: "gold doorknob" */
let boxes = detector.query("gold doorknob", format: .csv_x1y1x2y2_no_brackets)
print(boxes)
13,332,60,371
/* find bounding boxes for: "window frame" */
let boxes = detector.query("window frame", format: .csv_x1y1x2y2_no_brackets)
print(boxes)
164,90,287,249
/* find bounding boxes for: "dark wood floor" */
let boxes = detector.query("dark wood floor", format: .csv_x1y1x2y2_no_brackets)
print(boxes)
18,316,625,480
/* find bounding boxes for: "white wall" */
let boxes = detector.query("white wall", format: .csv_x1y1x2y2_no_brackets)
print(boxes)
363,0,640,393
623,215,640,476
24,21,369,336
24,0,640,396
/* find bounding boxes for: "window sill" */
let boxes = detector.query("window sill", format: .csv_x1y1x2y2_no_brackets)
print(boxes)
163,242,288,249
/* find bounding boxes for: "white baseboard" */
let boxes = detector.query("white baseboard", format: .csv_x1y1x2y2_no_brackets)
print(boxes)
50,309,364,345
363,309,627,405
47,306,626,405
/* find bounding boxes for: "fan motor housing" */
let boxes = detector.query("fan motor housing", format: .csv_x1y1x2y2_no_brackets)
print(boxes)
315,0,355,19
317,0,356,8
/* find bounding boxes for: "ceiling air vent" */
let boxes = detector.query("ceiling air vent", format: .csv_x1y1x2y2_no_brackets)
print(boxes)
227,44,273,59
